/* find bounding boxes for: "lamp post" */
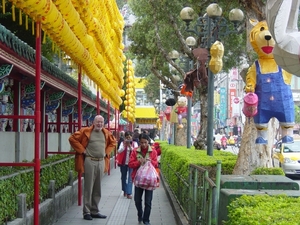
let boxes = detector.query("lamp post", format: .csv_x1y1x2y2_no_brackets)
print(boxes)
168,50,179,144
155,83,167,141
180,3,244,156
185,36,196,148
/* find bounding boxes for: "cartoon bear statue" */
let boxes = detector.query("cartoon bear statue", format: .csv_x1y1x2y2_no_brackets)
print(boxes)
175,96,187,129
245,19,294,144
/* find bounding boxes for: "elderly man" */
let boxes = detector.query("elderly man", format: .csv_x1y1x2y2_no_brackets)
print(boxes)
69,115,116,220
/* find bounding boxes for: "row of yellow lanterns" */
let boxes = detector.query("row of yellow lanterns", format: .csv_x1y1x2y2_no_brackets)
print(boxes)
121,59,136,123
8,0,125,108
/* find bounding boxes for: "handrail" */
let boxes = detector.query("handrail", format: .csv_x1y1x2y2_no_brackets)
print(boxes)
164,161,221,225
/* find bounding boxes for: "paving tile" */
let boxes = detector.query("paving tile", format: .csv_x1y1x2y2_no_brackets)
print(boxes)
53,167,178,225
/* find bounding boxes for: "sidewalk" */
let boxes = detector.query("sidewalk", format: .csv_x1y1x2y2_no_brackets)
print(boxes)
53,166,180,225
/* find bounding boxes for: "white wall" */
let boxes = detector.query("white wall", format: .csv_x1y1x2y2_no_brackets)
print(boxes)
0,132,72,162
0,132,16,162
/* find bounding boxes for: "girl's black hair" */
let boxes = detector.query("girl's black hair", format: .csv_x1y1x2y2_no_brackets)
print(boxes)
139,133,150,141
125,131,133,137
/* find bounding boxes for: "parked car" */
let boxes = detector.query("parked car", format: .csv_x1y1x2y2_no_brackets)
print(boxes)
273,140,300,176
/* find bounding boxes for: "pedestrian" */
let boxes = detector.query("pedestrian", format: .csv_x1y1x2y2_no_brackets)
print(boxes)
117,131,138,199
69,115,117,221
118,130,125,149
128,133,158,225
133,128,140,143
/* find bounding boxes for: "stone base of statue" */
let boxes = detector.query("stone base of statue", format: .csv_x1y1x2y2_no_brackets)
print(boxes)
174,123,187,146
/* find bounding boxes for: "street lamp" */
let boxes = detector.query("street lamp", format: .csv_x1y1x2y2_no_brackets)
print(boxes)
180,3,244,156
168,50,180,60
185,36,196,148
168,50,179,144
155,84,167,140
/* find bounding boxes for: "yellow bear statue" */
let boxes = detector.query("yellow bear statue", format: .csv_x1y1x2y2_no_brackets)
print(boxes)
245,19,294,144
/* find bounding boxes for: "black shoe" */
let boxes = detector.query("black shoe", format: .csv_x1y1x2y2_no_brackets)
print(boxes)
83,214,93,220
91,213,107,219
138,217,143,223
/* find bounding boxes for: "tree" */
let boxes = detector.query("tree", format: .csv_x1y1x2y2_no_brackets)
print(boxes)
127,0,248,148
127,0,291,175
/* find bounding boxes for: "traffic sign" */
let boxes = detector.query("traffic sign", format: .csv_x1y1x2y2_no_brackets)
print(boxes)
233,97,239,104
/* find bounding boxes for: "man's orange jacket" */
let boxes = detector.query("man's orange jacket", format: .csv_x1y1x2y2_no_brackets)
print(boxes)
69,125,116,173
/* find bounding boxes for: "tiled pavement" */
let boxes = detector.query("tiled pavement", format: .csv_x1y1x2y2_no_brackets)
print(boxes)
53,165,185,225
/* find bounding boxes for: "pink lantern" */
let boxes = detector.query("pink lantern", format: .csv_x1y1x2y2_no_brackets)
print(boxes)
243,92,258,117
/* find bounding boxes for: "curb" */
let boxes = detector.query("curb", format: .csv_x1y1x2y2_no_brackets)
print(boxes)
160,173,189,225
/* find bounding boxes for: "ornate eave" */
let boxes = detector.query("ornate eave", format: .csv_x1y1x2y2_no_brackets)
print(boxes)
0,45,97,106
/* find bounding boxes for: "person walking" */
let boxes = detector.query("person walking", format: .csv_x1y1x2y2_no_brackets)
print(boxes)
128,133,158,225
117,131,138,199
133,128,140,143
69,115,116,221
117,130,125,149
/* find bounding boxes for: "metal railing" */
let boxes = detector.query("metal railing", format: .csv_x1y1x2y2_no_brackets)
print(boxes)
165,161,221,225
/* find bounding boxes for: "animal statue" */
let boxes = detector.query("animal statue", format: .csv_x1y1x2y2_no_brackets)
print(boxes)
181,41,223,98
175,96,187,129
245,19,294,144
181,48,208,97
266,0,300,76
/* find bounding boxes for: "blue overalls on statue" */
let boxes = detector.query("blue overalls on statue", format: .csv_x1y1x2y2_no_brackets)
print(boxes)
253,61,294,143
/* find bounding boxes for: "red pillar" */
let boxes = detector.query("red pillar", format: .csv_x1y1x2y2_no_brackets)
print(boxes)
33,20,41,225
77,67,82,205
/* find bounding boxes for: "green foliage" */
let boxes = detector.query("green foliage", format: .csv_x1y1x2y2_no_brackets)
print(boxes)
251,167,285,176
0,155,75,224
127,0,248,76
143,74,160,105
159,142,237,192
225,195,300,225
294,105,300,124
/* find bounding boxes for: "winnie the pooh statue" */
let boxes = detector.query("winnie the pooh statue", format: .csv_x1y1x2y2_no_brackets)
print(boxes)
245,19,294,144
175,96,187,129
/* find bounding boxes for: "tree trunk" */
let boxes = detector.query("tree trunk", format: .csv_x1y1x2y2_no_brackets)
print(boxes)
233,117,278,175
194,88,208,150
175,123,187,146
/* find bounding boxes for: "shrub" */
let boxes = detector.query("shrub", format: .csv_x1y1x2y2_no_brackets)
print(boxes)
0,155,75,224
225,194,300,225
251,167,285,175
159,142,237,192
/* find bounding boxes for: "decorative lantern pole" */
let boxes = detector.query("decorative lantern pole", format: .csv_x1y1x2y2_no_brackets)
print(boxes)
180,3,244,156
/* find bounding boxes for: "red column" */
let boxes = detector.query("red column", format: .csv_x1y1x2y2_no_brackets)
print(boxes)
77,67,82,205
33,20,41,225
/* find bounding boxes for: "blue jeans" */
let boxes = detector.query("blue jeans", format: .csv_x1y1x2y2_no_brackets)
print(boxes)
120,165,133,195
134,186,153,224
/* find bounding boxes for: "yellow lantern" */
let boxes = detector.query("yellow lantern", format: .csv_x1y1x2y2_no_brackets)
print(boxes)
119,89,125,97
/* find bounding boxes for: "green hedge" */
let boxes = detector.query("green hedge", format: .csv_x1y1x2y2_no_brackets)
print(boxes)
225,195,300,225
251,167,285,175
0,155,75,224
159,142,291,225
159,142,237,193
